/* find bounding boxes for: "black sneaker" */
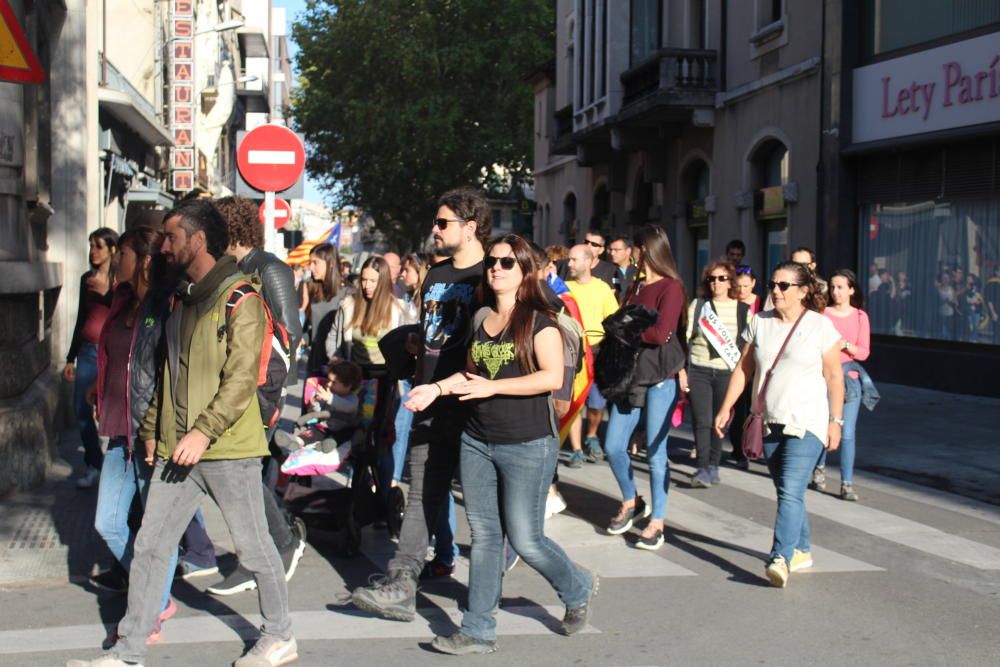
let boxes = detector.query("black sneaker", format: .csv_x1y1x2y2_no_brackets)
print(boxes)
351,570,418,621
90,565,128,593
605,496,649,535
634,528,664,551
560,568,600,636
431,631,497,655
207,565,256,596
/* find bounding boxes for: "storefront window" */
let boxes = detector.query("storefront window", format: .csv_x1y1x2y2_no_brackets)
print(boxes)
862,0,1000,59
860,200,1000,345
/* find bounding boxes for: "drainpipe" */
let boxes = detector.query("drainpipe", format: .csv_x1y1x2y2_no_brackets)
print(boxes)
815,0,827,264
100,0,107,86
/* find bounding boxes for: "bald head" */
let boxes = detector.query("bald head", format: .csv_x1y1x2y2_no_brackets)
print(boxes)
567,244,595,281
383,252,401,281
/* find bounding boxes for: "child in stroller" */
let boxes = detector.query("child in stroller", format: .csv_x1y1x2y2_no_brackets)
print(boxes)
276,360,363,455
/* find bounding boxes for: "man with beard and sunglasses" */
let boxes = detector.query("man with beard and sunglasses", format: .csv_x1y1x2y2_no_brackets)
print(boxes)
351,187,490,621
69,199,296,667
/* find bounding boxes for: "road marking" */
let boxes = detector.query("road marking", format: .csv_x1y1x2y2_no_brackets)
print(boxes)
562,463,882,574
247,150,296,165
0,605,596,655
670,462,1000,570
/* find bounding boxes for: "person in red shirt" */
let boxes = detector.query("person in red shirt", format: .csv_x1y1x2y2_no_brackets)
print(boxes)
603,226,687,551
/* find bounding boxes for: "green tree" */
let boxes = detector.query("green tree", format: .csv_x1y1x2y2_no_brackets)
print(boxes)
292,0,553,249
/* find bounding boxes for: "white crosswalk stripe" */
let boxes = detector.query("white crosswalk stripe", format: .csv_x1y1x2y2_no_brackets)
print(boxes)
667,460,1000,570
0,605,593,655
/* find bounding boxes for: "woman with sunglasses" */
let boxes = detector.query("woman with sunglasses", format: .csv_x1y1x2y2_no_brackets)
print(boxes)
684,261,750,488
603,225,687,551
714,262,844,587
407,234,597,655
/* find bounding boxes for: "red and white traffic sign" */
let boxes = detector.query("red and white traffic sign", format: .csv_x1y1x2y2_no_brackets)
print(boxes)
259,198,291,230
237,124,305,193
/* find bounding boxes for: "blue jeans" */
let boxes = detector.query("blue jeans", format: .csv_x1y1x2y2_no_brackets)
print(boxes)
73,343,103,470
94,439,176,612
384,380,458,564
604,378,679,519
816,376,861,484
763,426,825,563
459,432,591,641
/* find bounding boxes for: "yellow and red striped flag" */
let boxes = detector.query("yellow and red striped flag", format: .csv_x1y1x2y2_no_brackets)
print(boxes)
285,223,342,265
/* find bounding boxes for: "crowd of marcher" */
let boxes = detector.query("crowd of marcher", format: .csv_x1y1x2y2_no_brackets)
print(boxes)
64,187,876,666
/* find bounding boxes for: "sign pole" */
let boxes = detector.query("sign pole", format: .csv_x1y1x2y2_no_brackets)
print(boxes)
264,190,276,251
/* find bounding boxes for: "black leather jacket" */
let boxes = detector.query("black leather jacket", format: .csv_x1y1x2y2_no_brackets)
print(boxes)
238,247,304,383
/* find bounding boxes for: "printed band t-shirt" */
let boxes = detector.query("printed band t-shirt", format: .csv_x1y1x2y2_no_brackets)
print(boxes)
418,258,483,420
742,309,841,441
464,314,557,444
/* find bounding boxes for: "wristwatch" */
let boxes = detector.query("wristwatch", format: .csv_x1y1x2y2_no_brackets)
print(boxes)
830,416,845,426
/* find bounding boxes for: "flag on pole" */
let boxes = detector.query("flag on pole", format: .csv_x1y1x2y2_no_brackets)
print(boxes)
285,223,342,264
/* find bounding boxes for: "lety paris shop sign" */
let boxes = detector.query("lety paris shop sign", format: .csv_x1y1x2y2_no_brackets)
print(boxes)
853,30,1000,144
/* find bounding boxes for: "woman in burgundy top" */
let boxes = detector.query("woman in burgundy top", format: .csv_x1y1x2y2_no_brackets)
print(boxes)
604,226,687,551
64,227,118,489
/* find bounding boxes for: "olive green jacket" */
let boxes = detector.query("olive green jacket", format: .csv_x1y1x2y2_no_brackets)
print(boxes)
139,256,268,460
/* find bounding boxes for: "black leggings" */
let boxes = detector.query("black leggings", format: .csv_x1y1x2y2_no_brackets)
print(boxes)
688,364,732,468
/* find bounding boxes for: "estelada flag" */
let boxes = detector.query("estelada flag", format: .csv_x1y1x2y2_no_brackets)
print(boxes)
285,223,341,265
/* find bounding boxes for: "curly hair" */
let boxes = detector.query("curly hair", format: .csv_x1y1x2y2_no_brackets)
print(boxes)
773,261,827,312
438,187,493,248
215,196,263,249
698,260,738,300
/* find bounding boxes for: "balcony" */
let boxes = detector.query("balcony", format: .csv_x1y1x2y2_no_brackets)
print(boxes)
620,48,718,118
551,104,575,155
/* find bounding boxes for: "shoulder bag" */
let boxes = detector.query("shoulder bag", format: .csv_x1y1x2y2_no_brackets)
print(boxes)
742,310,806,460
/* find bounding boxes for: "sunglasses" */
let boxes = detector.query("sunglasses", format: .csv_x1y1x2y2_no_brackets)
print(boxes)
586,240,605,249
706,275,730,283
767,280,803,292
485,256,517,270
432,217,465,230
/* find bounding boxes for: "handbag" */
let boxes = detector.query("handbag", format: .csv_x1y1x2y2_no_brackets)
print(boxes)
742,310,806,460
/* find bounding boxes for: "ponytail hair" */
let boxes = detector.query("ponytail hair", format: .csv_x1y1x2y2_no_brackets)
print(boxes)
773,261,827,312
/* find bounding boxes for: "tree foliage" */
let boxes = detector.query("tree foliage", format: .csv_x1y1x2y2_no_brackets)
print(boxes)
292,0,553,248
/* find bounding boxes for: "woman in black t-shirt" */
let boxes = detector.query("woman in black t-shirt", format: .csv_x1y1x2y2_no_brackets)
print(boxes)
406,234,598,655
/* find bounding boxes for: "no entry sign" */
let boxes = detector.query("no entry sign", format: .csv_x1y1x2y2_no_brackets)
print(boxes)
237,125,305,193
259,198,291,229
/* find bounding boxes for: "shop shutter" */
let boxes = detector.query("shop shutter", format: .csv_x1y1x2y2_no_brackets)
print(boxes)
856,153,899,203
897,148,942,202
943,140,995,197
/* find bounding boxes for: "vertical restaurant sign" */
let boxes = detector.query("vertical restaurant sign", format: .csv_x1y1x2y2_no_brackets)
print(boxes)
170,0,195,192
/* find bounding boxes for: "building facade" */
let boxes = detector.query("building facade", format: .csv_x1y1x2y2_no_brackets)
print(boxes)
827,2,1000,394
0,0,293,495
533,1,1000,395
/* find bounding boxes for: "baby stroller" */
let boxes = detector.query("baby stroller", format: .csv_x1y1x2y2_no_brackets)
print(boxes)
280,371,396,556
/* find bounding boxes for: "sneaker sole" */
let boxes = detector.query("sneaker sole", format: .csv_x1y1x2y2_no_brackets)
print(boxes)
207,580,258,596
789,559,814,573
180,566,219,580
766,566,789,587
431,639,497,655
605,519,633,536
285,540,307,582
634,536,664,551
351,592,416,622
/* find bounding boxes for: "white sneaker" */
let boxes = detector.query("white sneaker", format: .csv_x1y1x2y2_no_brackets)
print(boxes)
545,492,567,518
76,466,100,489
234,636,298,667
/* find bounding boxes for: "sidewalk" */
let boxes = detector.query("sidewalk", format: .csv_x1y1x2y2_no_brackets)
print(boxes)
1,380,997,590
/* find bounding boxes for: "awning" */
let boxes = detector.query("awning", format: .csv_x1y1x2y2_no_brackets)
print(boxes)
238,28,269,58
126,182,175,209
98,57,173,147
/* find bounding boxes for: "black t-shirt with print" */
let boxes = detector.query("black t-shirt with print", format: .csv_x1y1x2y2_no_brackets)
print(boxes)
465,313,557,444
418,258,483,421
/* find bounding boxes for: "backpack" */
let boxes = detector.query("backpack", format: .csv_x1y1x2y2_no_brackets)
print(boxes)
224,281,291,428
